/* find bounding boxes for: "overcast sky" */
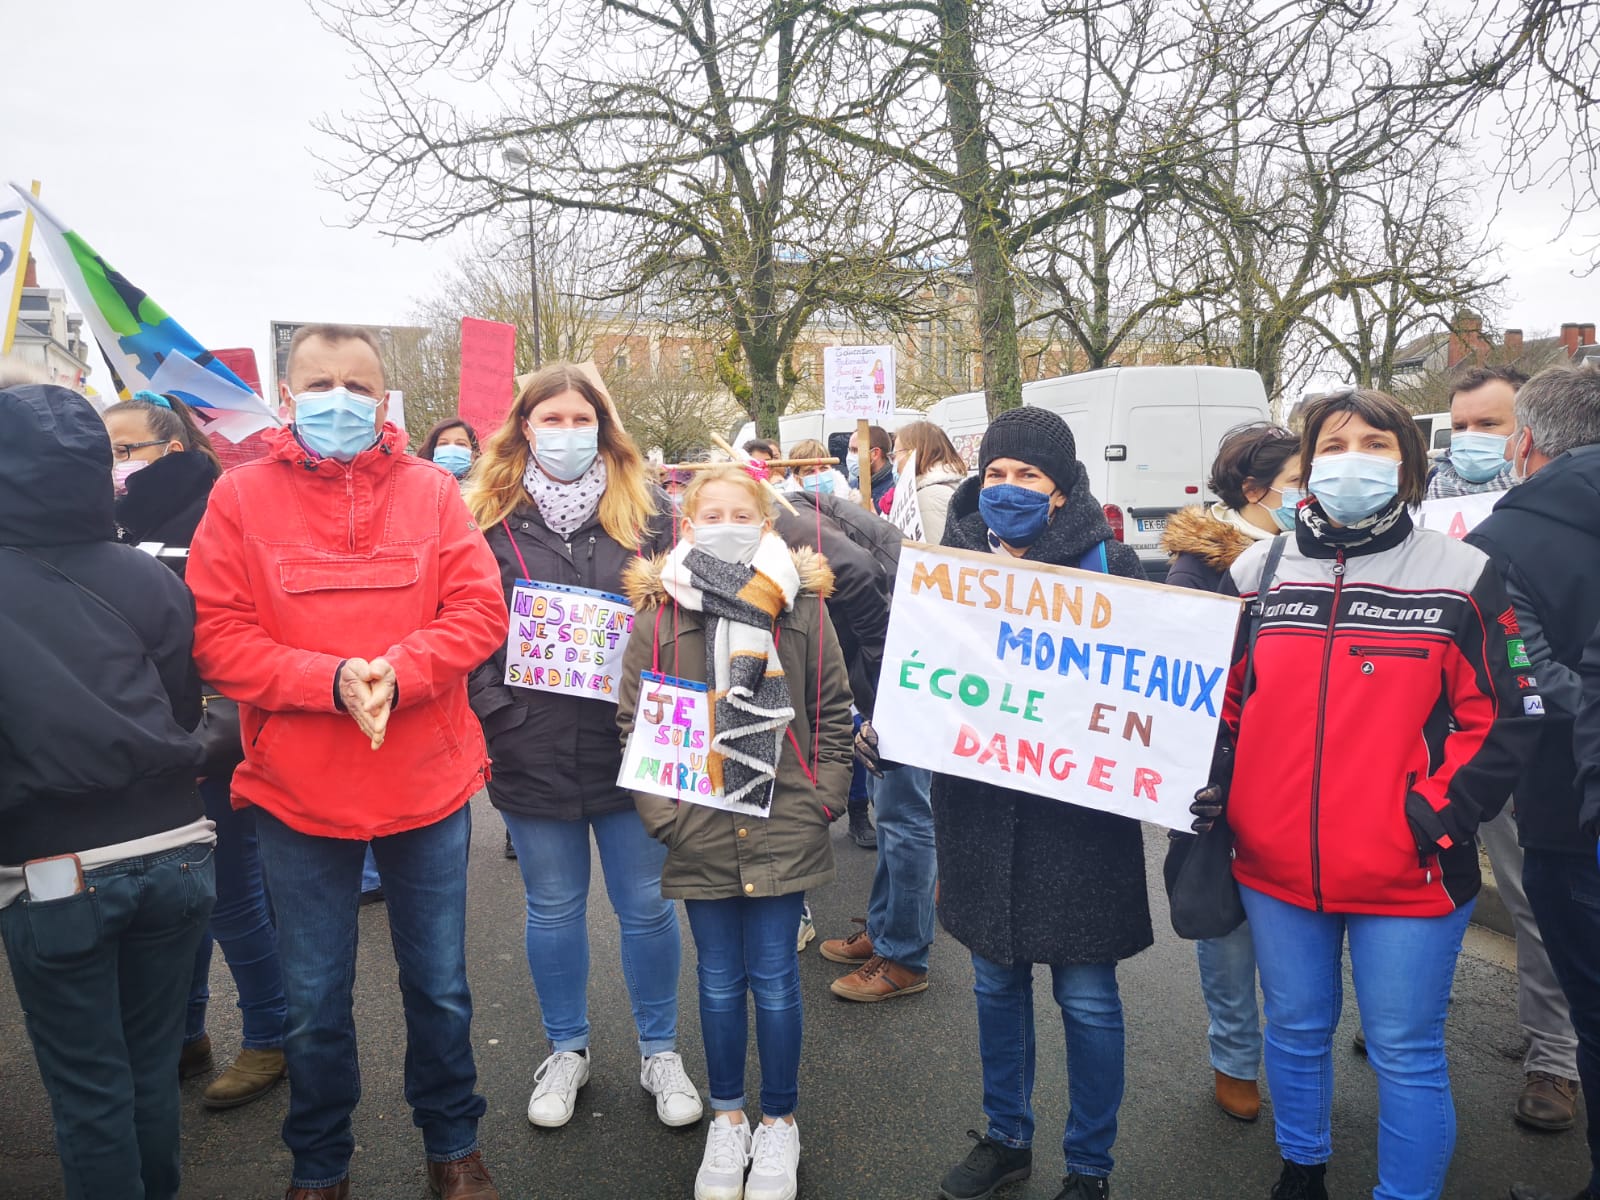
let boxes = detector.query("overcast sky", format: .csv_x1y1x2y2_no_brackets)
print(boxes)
6,0,1597,399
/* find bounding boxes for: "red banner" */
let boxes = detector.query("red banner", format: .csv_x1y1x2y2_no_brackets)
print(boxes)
458,317,517,438
211,348,263,396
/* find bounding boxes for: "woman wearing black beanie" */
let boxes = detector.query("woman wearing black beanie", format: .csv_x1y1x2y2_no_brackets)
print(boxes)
933,406,1150,1200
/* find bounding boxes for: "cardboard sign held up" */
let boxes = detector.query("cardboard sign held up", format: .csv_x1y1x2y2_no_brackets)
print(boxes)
459,317,518,437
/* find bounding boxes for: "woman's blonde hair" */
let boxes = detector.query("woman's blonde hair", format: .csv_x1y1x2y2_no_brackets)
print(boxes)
466,363,657,548
894,420,967,478
680,466,773,522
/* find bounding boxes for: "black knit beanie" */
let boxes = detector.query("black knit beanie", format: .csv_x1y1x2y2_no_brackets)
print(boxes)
978,407,1079,493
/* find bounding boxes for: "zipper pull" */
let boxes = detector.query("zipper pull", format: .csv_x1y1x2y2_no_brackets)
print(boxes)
1333,552,1345,578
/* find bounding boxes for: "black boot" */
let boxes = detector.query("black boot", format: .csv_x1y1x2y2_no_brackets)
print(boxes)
939,1131,1032,1200
848,806,877,849
1052,1173,1110,1200
1271,1160,1328,1200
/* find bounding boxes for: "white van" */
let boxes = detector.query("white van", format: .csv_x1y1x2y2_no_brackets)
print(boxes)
730,409,922,462
1414,411,1452,459
931,366,1271,576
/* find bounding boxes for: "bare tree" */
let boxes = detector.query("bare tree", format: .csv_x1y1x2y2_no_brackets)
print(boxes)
317,0,940,437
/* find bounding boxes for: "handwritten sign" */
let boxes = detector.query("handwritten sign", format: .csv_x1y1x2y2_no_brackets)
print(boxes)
618,673,771,816
504,581,635,703
1416,491,1499,540
888,450,924,540
459,316,518,438
874,543,1242,831
0,182,35,354
823,344,896,420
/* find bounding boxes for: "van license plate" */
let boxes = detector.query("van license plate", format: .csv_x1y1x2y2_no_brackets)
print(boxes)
1136,517,1167,533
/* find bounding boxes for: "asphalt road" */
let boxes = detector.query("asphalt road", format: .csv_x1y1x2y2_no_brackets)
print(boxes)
0,793,1590,1200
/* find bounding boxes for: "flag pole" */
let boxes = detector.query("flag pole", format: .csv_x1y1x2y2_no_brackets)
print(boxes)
1,180,40,355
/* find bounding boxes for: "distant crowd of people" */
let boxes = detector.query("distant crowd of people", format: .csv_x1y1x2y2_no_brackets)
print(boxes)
3,333,1600,1200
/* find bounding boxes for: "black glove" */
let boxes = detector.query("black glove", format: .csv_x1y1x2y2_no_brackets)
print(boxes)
854,719,884,778
1404,791,1472,864
1190,782,1226,834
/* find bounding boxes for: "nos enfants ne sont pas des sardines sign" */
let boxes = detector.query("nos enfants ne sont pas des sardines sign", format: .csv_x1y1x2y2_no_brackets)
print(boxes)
875,544,1243,832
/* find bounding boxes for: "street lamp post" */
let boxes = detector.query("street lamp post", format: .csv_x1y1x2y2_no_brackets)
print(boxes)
502,145,542,368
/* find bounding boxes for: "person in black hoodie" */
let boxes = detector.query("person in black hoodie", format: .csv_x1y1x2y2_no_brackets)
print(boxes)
0,383,216,1200
465,364,703,1135
1467,363,1600,1200
101,392,291,1112
933,407,1148,1200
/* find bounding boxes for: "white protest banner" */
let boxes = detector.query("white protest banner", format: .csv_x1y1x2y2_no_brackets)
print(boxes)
504,581,634,703
618,673,772,817
874,543,1243,831
823,344,896,420
1415,491,1500,540
887,450,924,540
0,182,36,354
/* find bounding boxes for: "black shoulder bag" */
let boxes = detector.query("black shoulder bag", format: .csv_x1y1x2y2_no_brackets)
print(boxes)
1162,532,1288,941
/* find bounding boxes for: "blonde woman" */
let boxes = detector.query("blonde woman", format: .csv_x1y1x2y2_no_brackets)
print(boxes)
783,438,850,497
465,364,702,1133
890,420,969,543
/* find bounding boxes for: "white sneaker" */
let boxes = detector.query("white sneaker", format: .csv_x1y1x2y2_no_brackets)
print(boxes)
695,1113,753,1200
641,1050,704,1127
527,1049,590,1127
745,1118,800,1200
796,904,816,953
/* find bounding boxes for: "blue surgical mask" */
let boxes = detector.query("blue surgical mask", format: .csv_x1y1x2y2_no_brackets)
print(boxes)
1308,452,1400,525
845,452,860,485
531,426,599,481
294,388,379,463
1265,487,1306,532
693,522,763,565
433,444,473,478
1450,431,1511,483
801,472,834,495
979,483,1054,547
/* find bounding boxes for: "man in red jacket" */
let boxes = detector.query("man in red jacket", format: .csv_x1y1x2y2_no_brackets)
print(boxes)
188,325,508,1200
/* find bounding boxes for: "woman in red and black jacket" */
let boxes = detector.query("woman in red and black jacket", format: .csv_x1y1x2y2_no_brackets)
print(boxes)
1202,388,1540,1200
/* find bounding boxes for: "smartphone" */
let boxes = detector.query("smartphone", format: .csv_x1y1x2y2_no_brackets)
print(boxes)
23,854,85,902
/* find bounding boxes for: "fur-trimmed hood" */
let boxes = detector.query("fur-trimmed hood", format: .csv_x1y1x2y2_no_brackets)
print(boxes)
623,541,835,610
1160,504,1260,573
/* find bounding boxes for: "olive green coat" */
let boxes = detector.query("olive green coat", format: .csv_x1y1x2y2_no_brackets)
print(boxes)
618,547,854,901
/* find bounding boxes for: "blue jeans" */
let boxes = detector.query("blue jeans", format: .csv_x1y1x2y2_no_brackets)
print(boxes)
361,846,382,894
185,774,287,1051
866,765,936,972
1241,885,1473,1200
1196,921,1261,1079
2,841,215,1200
256,804,484,1189
969,952,1125,1178
1522,849,1600,1196
849,714,869,814
684,893,806,1117
502,807,680,1056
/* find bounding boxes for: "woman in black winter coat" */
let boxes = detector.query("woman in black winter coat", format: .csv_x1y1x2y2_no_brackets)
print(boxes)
100,393,290,1112
933,407,1149,1200
464,364,702,1135
1158,422,1301,1126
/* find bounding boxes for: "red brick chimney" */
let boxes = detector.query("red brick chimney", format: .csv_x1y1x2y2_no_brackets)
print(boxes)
1503,329,1524,358
1583,323,1597,348
23,254,37,288
1561,323,1582,358
1447,311,1489,369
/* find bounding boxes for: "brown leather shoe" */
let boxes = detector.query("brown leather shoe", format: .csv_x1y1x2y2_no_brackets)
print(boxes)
427,1151,500,1199
830,954,929,1002
1213,1069,1260,1122
203,1047,287,1110
179,1033,214,1080
1515,1071,1578,1131
284,1183,349,1200
819,918,875,965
